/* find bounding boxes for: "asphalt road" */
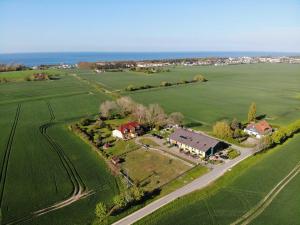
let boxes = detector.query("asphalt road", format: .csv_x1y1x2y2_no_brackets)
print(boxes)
113,144,254,225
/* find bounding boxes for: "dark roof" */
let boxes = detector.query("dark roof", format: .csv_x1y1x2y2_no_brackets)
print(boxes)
169,128,220,153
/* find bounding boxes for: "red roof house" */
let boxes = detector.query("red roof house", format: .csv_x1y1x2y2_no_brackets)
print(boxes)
112,122,141,140
244,120,272,138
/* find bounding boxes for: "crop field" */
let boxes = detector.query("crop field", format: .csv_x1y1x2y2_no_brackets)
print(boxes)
0,73,118,225
0,69,66,81
135,134,300,225
1,63,299,224
76,64,300,129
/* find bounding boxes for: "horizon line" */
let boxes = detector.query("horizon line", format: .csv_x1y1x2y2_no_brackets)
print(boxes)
1,50,300,55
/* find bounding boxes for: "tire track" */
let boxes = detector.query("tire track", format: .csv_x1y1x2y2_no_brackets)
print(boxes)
0,104,21,207
4,101,89,225
231,162,300,225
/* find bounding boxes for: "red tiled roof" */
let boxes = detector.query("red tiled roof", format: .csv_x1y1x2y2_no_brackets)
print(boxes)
247,120,272,135
255,120,272,134
118,122,140,134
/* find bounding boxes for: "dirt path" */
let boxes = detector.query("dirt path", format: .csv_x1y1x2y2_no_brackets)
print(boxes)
231,162,300,225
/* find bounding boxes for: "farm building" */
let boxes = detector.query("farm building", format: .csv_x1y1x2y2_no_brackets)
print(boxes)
112,121,142,140
244,120,272,138
168,128,223,158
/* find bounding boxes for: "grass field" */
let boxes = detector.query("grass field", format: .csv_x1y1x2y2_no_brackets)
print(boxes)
128,64,300,129
0,69,66,81
1,63,299,224
135,134,300,225
122,149,192,191
0,72,119,225
75,64,300,130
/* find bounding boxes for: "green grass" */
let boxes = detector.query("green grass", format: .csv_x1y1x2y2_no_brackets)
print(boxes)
0,71,118,225
227,148,241,159
106,140,140,156
135,134,300,225
1,64,300,224
0,69,66,81
127,64,300,129
159,165,209,195
138,138,159,147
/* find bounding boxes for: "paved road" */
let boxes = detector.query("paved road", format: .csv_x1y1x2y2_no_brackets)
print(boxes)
113,142,255,225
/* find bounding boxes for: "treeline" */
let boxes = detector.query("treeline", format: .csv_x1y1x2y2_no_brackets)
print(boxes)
256,120,300,152
125,74,207,92
78,61,137,70
0,64,28,72
130,67,170,74
99,96,184,129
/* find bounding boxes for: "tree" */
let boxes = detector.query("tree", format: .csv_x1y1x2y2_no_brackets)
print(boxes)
230,118,240,130
213,121,233,139
129,185,144,202
132,104,149,123
95,202,107,222
147,104,167,129
99,100,120,118
193,74,207,82
116,96,136,116
271,129,286,144
247,102,257,123
113,194,127,209
168,112,184,125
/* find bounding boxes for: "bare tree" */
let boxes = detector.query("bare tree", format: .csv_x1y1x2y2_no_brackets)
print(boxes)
147,104,167,128
168,112,184,125
99,100,120,118
132,104,149,123
116,96,136,115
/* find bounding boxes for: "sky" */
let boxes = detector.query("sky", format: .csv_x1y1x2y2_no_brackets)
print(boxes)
0,0,300,53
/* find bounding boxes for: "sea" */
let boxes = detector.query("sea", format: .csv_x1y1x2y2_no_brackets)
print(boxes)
0,52,299,67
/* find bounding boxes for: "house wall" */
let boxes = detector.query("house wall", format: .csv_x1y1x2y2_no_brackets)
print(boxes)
112,130,124,139
170,139,206,158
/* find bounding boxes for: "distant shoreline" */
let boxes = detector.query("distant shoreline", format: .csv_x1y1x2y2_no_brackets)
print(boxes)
1,51,300,67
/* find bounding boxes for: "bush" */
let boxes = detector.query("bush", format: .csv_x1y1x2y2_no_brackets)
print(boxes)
271,120,300,144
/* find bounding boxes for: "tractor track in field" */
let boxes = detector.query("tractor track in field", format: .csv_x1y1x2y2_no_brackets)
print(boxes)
0,104,21,207
4,101,92,225
231,162,300,225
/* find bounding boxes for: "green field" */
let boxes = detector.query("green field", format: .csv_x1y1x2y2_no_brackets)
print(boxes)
0,73,119,225
135,134,300,225
76,64,300,130
0,69,66,81
1,63,299,224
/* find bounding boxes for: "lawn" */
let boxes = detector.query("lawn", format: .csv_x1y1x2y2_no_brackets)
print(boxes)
135,134,300,225
122,149,192,191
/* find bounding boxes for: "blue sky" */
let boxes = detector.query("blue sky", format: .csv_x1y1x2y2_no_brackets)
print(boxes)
0,0,300,53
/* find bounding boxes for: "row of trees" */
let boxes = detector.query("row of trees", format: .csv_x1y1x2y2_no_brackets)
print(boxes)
0,64,28,72
99,96,184,129
125,74,207,92
94,185,144,223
